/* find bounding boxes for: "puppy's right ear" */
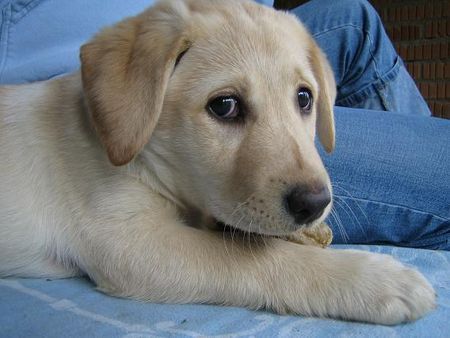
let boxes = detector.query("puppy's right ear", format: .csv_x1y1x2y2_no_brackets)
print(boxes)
308,40,336,153
81,1,191,166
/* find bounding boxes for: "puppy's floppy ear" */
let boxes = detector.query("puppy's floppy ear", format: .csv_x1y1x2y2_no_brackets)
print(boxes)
309,41,336,153
80,1,190,166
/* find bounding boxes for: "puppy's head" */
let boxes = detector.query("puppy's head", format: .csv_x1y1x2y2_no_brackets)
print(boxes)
81,0,336,236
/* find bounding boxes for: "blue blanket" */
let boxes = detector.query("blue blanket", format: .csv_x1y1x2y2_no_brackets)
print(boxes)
1,245,449,337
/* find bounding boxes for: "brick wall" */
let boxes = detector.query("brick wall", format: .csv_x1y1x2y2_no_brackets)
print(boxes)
370,0,450,118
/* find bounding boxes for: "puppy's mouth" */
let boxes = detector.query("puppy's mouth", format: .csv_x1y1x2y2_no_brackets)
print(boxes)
213,220,272,238
210,197,332,237
213,218,319,237
212,217,299,237
210,183,332,236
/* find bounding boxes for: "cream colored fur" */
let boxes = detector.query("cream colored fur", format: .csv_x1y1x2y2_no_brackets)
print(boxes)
0,0,435,324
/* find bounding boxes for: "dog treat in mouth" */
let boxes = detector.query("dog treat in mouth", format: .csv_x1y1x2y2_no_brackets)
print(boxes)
284,222,333,248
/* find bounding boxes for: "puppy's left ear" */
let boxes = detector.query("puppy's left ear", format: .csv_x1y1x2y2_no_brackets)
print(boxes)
80,2,190,166
309,41,336,153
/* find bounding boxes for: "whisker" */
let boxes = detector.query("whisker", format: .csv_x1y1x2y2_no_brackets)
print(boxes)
222,222,232,262
329,207,349,243
333,196,368,241
231,212,248,258
332,183,369,224
247,217,258,263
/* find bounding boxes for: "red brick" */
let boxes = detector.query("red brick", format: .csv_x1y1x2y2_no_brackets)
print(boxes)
445,63,450,78
434,3,443,19
396,7,402,21
388,7,396,22
436,102,444,117
425,22,433,38
418,24,424,40
432,43,440,59
406,25,417,40
414,25,421,39
445,3,450,18
423,63,430,79
417,5,425,19
401,25,408,40
377,7,387,19
406,63,413,74
408,45,416,60
400,45,408,59
393,27,401,41
402,7,409,21
439,22,447,37
407,62,413,71
440,42,449,58
437,63,444,79
425,5,433,19
434,21,439,37
415,45,423,60
438,83,446,99
443,104,450,119
429,83,437,99
408,5,416,21
424,44,432,59
430,63,436,79
386,27,393,39
420,82,429,98
414,63,421,79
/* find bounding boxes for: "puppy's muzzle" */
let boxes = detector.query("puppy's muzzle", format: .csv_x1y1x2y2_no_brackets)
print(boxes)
285,184,331,225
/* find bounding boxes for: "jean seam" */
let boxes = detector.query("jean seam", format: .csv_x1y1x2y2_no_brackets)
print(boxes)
364,28,382,80
312,23,381,78
0,3,11,82
335,57,401,107
313,23,394,107
312,23,366,39
374,82,390,110
10,0,45,23
407,234,449,248
334,194,450,222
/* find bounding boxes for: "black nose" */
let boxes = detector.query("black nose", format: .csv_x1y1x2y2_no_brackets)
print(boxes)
285,185,331,225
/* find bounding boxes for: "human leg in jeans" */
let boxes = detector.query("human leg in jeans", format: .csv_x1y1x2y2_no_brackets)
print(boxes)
291,0,449,249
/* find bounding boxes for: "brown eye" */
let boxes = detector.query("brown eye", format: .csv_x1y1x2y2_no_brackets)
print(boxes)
297,88,313,113
207,96,240,120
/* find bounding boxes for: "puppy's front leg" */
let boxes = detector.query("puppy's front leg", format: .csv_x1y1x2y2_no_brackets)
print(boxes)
78,205,435,324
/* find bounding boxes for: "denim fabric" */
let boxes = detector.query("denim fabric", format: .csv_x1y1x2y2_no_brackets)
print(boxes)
292,0,431,116
319,108,450,250
0,0,154,83
0,0,448,249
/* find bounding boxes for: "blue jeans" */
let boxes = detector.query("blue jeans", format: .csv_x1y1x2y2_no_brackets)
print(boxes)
0,0,449,249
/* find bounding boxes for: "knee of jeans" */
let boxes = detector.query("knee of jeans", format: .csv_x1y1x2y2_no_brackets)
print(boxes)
310,0,382,29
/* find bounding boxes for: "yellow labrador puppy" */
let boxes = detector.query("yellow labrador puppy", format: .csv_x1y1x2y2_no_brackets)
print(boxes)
0,0,435,324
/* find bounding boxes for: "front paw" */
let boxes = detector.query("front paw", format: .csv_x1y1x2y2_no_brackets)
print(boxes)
270,247,436,324
314,251,437,324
